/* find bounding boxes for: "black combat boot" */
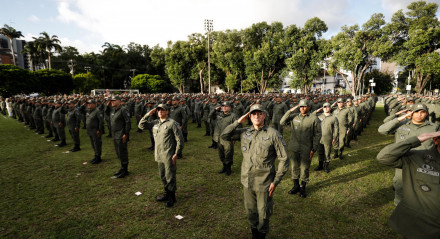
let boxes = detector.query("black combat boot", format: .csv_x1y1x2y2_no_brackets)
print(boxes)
208,140,217,149
117,164,129,178
148,145,154,151
183,133,188,142
251,228,259,239
225,164,232,176
165,191,176,207
70,144,81,152
156,189,169,202
324,162,330,173
92,156,101,164
45,134,53,138
333,149,339,159
51,137,60,142
288,179,300,194
300,181,307,198
314,161,324,171
339,147,344,160
56,140,67,147
218,164,227,174
113,168,124,176
258,232,266,239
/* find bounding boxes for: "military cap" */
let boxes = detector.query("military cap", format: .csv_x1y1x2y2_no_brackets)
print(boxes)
87,99,96,104
68,100,76,104
54,100,62,104
413,103,428,112
346,98,352,102
121,98,127,102
249,104,266,114
156,103,169,111
407,97,415,102
110,96,121,101
172,97,179,101
49,100,55,103
336,98,344,103
222,101,232,107
298,99,309,107
323,102,331,107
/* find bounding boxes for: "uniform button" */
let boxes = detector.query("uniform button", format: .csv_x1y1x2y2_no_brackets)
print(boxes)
420,185,431,192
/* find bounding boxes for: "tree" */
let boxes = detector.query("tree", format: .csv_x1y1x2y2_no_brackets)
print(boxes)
52,46,80,75
131,74,171,93
34,32,62,69
187,33,208,93
0,24,24,66
329,13,390,96
165,41,192,93
0,64,33,96
212,30,245,93
242,22,286,93
21,41,39,71
284,17,328,93
384,1,440,93
100,42,128,88
364,69,393,95
73,72,101,93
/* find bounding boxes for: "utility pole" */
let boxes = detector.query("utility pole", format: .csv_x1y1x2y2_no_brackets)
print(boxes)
204,19,213,94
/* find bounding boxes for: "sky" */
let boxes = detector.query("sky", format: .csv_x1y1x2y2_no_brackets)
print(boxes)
1,0,439,53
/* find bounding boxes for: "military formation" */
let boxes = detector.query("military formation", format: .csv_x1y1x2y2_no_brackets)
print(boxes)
1,92,380,238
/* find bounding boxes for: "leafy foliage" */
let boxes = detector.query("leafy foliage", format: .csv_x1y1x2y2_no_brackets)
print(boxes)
131,74,172,93
32,69,73,95
73,73,101,94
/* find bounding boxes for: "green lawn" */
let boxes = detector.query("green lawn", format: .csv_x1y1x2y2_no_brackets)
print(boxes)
0,105,398,239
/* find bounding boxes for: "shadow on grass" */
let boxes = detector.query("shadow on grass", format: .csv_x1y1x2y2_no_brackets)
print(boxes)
309,165,390,193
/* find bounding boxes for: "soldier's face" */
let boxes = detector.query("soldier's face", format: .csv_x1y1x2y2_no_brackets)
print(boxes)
323,106,331,113
347,102,352,106
337,102,344,108
250,111,266,127
222,106,231,113
88,103,96,109
69,104,75,109
412,110,428,124
157,108,168,119
112,100,121,108
299,106,309,115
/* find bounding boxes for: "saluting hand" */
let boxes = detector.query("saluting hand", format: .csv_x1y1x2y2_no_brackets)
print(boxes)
397,111,413,121
268,183,276,197
148,108,157,117
417,131,440,143
238,112,250,124
172,154,177,165
290,105,299,112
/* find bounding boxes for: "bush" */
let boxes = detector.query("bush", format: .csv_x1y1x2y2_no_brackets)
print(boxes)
32,69,73,95
73,73,101,93
0,64,33,97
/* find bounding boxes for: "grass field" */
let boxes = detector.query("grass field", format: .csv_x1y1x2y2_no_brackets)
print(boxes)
0,105,398,239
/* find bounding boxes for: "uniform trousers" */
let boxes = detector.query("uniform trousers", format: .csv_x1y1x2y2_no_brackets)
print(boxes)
243,187,273,234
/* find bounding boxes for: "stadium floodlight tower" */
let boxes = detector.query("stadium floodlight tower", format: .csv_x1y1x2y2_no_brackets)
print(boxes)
204,19,213,94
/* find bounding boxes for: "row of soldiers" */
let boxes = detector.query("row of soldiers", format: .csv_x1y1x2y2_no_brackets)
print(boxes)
1,93,376,179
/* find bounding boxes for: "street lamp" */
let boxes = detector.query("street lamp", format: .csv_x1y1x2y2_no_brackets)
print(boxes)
204,19,213,94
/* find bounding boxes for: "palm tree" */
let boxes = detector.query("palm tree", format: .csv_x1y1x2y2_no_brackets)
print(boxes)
0,24,24,66
34,32,62,69
21,41,39,71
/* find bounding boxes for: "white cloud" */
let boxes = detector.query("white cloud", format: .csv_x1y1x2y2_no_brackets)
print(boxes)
55,0,357,52
28,15,40,22
381,0,440,16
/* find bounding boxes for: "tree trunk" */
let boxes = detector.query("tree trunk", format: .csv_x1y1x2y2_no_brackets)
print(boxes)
9,38,16,66
199,69,204,93
48,52,52,70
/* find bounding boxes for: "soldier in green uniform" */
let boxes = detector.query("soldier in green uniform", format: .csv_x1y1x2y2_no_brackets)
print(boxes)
86,100,104,164
332,98,350,159
53,101,67,147
314,102,339,173
212,101,237,176
134,98,144,133
221,104,289,239
280,99,321,198
66,100,81,152
271,95,288,135
345,98,357,148
110,96,131,178
377,131,440,239
33,101,44,134
139,104,184,208
208,96,221,149
378,103,438,206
